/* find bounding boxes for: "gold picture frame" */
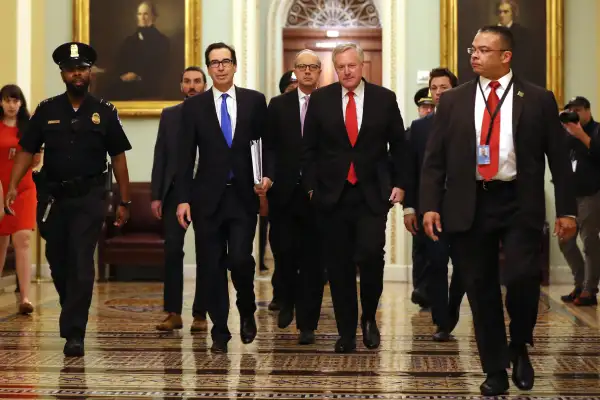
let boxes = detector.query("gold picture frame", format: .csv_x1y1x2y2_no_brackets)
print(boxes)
440,0,564,106
73,0,202,117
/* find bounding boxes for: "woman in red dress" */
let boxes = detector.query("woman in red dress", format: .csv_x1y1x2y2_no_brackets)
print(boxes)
0,85,40,314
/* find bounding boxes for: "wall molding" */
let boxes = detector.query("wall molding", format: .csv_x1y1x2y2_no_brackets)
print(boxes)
17,0,32,103
232,0,259,89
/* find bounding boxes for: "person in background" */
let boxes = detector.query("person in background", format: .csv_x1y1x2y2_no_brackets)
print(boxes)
559,96,600,306
403,68,465,342
407,87,435,309
264,52,324,345
0,84,40,314
151,66,208,332
261,71,298,312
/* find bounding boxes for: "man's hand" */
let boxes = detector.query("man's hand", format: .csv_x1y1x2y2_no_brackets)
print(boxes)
404,214,418,235
114,205,129,227
563,121,584,137
423,211,442,241
151,200,162,220
177,203,192,229
554,216,577,242
389,187,404,204
254,177,273,197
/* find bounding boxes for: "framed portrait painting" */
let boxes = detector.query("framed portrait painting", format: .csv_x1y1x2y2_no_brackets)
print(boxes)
440,0,564,105
73,0,202,116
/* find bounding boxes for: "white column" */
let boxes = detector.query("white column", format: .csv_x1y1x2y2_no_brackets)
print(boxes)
17,0,32,102
232,0,259,89
382,0,410,281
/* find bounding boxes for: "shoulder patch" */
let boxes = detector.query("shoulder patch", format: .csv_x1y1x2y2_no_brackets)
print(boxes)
99,98,117,111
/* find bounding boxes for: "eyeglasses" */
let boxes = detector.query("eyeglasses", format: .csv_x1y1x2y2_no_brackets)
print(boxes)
467,47,509,55
295,64,320,71
209,59,233,69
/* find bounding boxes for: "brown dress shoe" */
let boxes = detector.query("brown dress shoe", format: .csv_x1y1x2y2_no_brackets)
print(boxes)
18,302,34,315
190,317,208,332
156,314,183,331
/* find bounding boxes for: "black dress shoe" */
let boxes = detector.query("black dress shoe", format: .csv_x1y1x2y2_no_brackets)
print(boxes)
210,340,228,354
411,289,429,308
63,338,85,357
334,337,356,353
298,330,315,345
480,371,509,396
432,328,451,342
361,320,380,349
278,306,294,329
510,344,534,390
240,316,257,344
268,300,280,311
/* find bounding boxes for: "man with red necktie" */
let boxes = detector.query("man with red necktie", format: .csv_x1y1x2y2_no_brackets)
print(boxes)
302,43,406,353
420,26,577,396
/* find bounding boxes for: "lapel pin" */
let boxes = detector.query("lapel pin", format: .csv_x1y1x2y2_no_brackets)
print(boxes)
517,91,524,97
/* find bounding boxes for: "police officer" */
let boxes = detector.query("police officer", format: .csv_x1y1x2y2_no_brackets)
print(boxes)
6,42,132,357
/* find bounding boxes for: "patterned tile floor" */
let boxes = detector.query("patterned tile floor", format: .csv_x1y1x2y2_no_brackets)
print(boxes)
0,276,598,399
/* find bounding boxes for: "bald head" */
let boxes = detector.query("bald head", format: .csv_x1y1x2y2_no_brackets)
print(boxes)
293,49,321,93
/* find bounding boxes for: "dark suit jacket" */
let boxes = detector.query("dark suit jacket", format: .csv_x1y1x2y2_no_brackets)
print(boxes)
151,102,183,202
264,89,304,208
404,113,434,213
419,76,576,233
301,81,406,214
176,86,270,217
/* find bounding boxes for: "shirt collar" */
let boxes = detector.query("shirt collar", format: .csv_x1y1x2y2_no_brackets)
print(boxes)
342,79,365,99
213,85,236,101
479,69,513,91
298,88,310,101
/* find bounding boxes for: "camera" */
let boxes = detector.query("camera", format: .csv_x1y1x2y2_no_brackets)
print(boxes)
559,110,579,124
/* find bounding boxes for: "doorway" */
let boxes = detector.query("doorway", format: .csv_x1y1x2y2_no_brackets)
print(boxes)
282,28,382,87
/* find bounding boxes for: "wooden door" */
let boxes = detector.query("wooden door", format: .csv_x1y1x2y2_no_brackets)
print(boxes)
283,28,382,88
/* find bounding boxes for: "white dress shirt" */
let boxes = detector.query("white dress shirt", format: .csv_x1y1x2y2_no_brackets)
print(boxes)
213,86,237,137
475,70,516,181
342,79,365,130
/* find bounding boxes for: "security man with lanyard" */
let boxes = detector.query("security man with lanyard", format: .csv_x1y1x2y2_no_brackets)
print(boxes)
6,42,132,357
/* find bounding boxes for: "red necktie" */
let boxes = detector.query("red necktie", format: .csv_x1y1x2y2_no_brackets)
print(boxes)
478,81,501,181
346,92,358,184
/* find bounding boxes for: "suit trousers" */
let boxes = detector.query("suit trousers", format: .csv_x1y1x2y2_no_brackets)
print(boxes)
423,227,465,330
269,184,324,331
162,187,206,317
319,183,387,338
192,185,258,343
259,215,283,301
37,184,106,340
411,223,430,296
450,181,542,373
558,190,600,293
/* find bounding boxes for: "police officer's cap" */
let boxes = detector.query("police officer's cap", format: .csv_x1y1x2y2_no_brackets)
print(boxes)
279,70,298,94
414,87,434,107
52,42,97,69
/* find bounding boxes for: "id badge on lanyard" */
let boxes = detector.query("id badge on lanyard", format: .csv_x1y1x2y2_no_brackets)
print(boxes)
476,77,514,166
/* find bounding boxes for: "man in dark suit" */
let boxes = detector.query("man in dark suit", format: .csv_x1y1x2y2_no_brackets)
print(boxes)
404,68,465,342
302,43,405,353
151,66,207,332
420,26,577,396
407,87,435,309
176,42,272,353
264,50,323,345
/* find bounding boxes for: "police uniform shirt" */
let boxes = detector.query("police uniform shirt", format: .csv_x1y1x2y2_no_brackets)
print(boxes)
20,93,132,181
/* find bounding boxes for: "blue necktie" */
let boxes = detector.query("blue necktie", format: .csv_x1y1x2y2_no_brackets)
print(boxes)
220,93,233,147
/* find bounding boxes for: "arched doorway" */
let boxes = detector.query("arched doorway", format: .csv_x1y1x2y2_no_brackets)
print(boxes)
282,0,382,87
